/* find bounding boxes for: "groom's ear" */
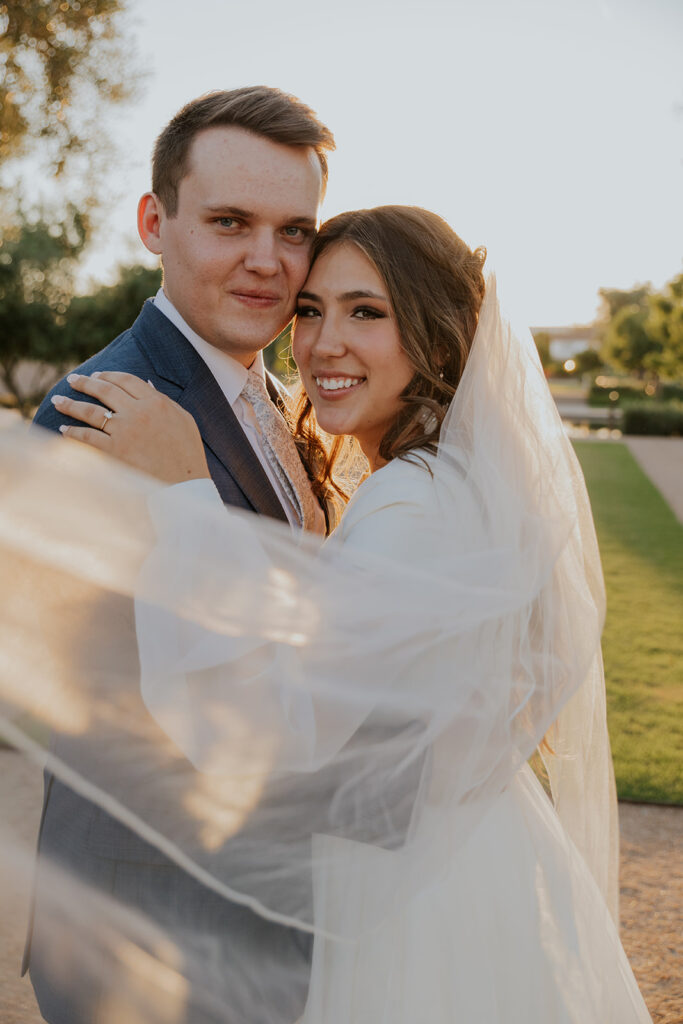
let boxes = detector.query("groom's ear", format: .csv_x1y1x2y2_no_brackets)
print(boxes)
138,193,164,256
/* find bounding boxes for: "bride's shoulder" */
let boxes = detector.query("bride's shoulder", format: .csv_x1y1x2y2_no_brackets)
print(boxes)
332,451,440,549
353,451,438,508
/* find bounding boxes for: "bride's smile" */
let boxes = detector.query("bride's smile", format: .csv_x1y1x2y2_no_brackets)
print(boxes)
293,242,414,469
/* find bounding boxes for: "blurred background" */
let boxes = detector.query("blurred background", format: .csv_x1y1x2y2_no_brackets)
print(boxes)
1,0,682,413
0,1,681,1019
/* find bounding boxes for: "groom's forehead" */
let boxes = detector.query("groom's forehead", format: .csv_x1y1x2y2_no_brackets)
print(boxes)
183,126,324,204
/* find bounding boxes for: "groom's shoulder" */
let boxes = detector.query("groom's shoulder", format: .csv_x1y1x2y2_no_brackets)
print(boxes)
33,299,176,431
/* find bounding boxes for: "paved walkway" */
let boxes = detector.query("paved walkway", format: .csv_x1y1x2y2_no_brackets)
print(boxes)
624,437,683,525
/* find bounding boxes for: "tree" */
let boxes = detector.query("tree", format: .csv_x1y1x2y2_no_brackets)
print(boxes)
643,273,683,382
597,285,650,375
0,1,142,413
532,331,552,371
0,0,136,183
572,348,603,376
0,251,161,416
597,284,651,321
63,264,162,358
599,275,683,382
601,303,657,378
0,208,88,414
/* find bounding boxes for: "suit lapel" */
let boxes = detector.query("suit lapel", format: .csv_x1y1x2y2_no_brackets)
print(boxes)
179,361,288,522
132,301,288,522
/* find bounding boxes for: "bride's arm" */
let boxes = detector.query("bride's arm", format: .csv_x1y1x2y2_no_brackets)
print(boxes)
134,463,438,775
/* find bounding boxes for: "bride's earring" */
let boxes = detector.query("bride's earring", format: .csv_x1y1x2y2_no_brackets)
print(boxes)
438,370,444,381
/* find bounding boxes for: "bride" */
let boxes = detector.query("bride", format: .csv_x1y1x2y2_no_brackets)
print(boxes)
2,206,651,1022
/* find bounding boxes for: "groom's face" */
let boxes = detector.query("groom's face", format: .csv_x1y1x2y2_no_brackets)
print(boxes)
145,126,323,366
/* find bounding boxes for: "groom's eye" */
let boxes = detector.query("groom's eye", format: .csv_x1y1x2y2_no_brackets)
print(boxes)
282,226,311,243
215,217,239,229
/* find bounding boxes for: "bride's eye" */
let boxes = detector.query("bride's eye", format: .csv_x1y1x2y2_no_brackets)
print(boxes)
295,305,321,318
352,307,384,320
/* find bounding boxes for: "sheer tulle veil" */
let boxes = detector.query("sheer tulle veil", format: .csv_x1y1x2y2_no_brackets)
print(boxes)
0,274,618,1015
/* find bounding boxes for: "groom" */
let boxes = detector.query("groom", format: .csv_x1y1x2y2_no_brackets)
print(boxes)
25,86,335,1023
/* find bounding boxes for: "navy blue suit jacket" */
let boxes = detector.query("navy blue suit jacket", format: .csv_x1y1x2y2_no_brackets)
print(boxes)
25,300,312,1024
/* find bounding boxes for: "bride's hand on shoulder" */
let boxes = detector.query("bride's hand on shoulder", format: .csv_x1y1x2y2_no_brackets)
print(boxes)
52,371,211,485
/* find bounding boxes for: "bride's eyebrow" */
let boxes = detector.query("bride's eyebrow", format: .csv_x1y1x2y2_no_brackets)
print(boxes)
338,290,387,302
297,289,387,302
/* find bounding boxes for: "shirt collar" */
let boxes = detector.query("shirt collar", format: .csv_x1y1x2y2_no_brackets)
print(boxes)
153,288,266,406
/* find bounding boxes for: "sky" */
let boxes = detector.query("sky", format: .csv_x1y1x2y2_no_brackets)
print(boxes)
68,0,683,326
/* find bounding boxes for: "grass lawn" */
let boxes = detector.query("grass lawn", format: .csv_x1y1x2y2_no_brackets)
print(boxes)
573,441,683,804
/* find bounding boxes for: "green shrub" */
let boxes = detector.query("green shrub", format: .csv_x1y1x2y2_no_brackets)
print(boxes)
660,382,683,403
589,380,647,403
589,379,683,407
588,380,646,407
622,401,683,436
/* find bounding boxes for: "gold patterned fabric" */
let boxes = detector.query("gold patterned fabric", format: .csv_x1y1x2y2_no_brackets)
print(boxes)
242,371,325,534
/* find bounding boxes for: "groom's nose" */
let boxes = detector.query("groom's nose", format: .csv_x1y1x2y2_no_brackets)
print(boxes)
242,229,280,276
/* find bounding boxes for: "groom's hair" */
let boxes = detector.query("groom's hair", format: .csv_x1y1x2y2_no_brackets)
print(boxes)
152,86,335,216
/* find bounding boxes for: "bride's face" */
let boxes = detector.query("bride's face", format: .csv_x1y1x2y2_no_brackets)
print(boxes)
293,243,414,468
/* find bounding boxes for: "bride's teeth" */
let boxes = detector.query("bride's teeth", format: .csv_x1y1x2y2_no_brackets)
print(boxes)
316,377,363,391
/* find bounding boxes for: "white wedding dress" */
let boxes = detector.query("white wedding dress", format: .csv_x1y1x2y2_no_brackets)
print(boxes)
137,453,651,1024
301,458,650,1024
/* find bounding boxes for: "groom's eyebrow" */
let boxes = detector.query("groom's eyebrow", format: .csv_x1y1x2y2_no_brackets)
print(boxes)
204,204,251,215
203,204,316,228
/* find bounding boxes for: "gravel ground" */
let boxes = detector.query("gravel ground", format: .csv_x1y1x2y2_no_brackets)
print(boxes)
618,802,683,1023
0,751,680,1023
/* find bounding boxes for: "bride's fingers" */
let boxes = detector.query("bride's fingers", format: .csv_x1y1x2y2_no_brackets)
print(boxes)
91,370,154,401
57,423,110,450
65,372,141,409
51,395,116,430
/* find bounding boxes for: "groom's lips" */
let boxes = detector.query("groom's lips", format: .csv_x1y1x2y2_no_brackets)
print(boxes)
231,289,281,309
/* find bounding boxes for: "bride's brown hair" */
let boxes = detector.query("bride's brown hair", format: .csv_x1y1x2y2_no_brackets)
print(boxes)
290,206,487,512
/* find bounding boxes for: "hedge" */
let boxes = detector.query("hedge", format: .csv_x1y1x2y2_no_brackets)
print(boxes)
589,380,683,407
621,401,683,436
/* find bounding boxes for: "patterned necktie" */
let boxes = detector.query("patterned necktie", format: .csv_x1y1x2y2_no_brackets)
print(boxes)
241,370,325,534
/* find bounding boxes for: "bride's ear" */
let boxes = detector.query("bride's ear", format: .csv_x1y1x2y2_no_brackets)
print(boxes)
137,193,164,256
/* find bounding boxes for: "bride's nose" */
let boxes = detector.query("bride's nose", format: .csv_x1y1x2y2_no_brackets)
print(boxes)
311,316,347,357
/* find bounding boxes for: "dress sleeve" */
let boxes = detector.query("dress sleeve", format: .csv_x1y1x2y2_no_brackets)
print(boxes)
135,464,438,774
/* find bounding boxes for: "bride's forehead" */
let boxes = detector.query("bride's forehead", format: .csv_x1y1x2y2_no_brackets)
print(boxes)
305,243,384,292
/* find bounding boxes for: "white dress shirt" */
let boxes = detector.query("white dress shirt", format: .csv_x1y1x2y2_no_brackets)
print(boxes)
153,288,299,527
